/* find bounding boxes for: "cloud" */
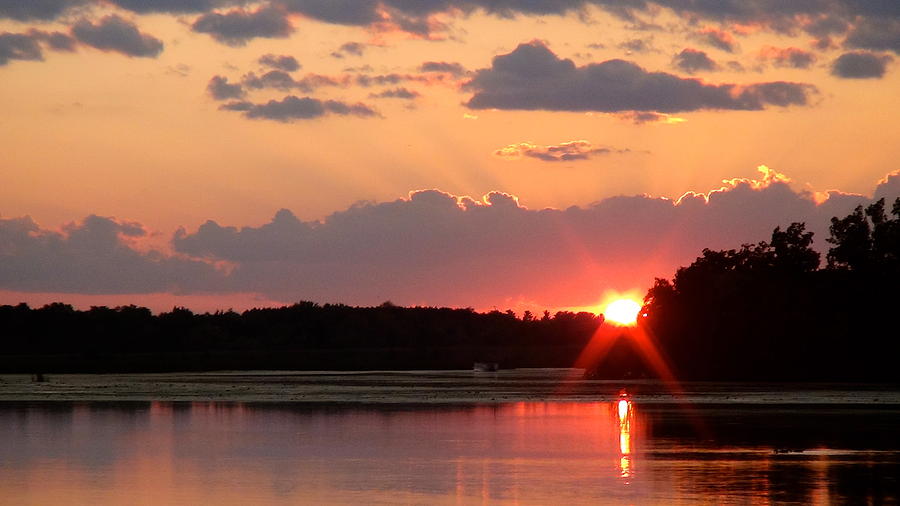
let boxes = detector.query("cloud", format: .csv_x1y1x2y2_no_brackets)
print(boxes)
0,0,81,21
463,41,817,114
844,18,900,54
71,15,163,58
672,48,718,74
5,167,897,307
694,27,737,53
167,166,892,308
0,30,77,66
0,214,222,294
331,41,366,58
258,53,300,71
0,33,44,66
277,0,382,26
494,140,624,162
613,111,685,125
106,0,227,14
617,37,655,54
420,61,467,76
191,6,293,46
369,87,419,99
220,95,379,121
207,75,244,99
240,70,345,92
831,51,893,78
758,46,817,69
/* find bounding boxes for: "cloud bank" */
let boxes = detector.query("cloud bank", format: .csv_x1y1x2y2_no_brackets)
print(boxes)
5,168,898,309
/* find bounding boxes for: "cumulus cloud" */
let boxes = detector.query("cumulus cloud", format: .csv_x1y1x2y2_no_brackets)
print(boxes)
277,0,382,26
166,166,894,308
191,6,293,46
420,61,467,76
369,87,419,99
831,51,893,78
672,48,718,74
331,41,366,58
463,41,817,114
220,95,379,121
758,46,817,69
0,33,44,66
4,167,898,307
494,140,625,162
0,30,76,66
0,214,222,294
694,27,737,53
614,111,685,125
241,70,345,92
107,0,227,14
844,18,900,54
617,37,655,54
258,53,300,71
71,15,163,58
207,75,244,100
0,0,82,21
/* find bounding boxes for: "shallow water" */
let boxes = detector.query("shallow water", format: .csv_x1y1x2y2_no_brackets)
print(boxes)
1,371,899,504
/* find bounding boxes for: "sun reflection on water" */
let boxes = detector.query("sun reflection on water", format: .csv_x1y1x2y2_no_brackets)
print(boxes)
617,396,634,481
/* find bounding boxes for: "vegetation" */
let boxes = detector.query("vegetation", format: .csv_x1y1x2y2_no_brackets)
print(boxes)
642,197,900,381
0,301,600,372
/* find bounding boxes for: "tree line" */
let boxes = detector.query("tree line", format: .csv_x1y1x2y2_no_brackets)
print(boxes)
0,301,601,372
641,197,900,381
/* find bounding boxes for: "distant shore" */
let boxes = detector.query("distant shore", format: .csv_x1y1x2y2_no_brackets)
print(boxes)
2,369,900,404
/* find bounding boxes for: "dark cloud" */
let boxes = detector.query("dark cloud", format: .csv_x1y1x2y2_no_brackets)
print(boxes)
369,87,420,99
259,53,300,71
331,41,366,58
5,167,896,307
207,75,244,100
420,61,467,76
844,18,900,54
693,27,737,53
0,214,222,294
831,51,892,78
30,29,77,51
71,15,163,58
0,30,77,66
191,6,293,46
494,140,622,162
355,73,425,87
0,33,44,66
617,37,655,54
241,71,345,92
220,95,379,122
758,46,817,69
672,48,718,74
106,0,228,14
277,0,383,26
0,0,82,21
168,167,886,307
464,41,817,114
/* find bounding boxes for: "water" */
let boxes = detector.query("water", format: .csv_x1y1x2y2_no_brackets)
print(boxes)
1,370,898,504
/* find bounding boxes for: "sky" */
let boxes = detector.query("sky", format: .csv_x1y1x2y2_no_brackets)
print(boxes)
2,0,900,314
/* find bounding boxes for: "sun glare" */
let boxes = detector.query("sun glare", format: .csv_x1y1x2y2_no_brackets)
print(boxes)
604,298,642,326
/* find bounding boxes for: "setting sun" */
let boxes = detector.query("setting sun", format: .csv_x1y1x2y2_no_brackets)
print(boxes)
604,299,642,326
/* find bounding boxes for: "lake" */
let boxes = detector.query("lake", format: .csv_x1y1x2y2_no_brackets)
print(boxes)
1,369,898,504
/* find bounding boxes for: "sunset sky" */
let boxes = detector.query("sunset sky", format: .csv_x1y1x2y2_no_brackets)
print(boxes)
2,0,899,313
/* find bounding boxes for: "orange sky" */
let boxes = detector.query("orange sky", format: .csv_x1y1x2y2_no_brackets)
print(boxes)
2,1,899,312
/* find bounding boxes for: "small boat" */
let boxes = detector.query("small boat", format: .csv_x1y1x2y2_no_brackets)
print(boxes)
473,362,499,372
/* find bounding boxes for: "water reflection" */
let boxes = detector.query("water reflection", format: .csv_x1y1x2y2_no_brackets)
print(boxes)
0,400,898,504
617,397,633,480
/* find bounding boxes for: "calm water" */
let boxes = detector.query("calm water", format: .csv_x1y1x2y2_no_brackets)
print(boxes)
1,374,899,504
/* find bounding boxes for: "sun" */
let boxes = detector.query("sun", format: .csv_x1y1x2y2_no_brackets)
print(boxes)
603,298,642,326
